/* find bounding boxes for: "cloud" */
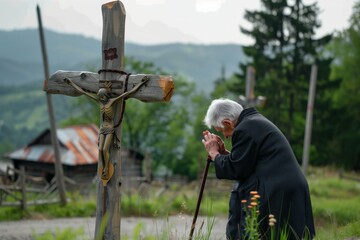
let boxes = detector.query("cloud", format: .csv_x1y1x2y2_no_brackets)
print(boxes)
125,17,201,44
135,0,166,6
195,0,226,13
0,0,356,45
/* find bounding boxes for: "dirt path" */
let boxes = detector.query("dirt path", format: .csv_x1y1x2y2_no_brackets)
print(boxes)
0,215,228,240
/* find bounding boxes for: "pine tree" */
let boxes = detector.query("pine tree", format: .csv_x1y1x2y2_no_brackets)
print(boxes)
231,0,332,157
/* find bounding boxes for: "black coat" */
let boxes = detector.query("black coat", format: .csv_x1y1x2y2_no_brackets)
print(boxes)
213,108,315,240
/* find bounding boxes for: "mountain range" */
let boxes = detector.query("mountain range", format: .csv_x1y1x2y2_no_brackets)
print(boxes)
0,29,247,153
0,29,246,93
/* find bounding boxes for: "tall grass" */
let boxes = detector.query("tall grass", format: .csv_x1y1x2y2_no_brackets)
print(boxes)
306,168,360,239
33,227,86,240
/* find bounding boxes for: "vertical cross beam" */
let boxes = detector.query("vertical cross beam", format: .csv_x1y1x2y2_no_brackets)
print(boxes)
43,2,174,239
239,66,266,108
245,66,256,102
94,2,126,239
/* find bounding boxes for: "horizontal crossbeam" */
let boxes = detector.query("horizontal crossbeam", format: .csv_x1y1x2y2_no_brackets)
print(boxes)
44,70,174,102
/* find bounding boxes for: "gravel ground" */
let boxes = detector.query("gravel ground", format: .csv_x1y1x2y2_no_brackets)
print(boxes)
0,215,228,240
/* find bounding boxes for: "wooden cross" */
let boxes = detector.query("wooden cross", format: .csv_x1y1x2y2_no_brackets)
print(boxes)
43,1,174,239
238,66,266,108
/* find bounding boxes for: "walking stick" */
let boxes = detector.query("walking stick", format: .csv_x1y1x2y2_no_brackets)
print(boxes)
189,155,212,240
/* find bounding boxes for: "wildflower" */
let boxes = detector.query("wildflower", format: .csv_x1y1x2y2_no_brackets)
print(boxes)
268,214,277,227
250,191,258,195
247,205,253,209
251,197,257,201
254,194,261,199
241,199,247,204
269,218,276,224
250,202,257,206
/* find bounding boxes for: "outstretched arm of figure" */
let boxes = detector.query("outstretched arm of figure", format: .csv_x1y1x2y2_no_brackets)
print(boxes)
64,78,98,102
109,76,150,106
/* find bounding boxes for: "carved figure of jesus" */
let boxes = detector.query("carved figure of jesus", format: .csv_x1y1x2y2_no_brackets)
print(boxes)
64,77,148,179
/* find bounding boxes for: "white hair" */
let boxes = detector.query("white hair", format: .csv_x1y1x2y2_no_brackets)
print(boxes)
203,98,243,129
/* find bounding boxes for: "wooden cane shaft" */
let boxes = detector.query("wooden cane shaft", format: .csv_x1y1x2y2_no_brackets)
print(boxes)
189,158,211,239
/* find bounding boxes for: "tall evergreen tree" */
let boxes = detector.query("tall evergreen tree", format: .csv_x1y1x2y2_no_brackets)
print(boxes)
230,0,332,160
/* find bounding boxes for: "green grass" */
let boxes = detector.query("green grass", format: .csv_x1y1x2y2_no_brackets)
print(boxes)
315,220,360,240
1,167,360,239
307,167,360,239
33,227,86,240
308,172,360,225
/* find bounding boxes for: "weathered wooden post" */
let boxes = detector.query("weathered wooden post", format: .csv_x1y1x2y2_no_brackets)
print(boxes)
36,5,67,206
20,166,26,210
302,65,317,175
239,66,266,108
145,153,152,183
43,1,174,239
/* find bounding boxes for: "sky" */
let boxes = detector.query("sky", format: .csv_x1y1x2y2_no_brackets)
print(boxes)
0,0,357,45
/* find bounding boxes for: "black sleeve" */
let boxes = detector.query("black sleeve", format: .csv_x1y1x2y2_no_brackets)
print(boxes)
213,130,258,180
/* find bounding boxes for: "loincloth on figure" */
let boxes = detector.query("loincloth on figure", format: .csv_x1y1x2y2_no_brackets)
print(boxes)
100,127,115,135
99,127,120,148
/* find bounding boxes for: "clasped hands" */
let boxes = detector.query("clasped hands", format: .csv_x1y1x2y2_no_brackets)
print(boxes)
202,130,228,160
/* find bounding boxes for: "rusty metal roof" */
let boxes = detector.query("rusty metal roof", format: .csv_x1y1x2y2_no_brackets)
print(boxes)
7,124,99,166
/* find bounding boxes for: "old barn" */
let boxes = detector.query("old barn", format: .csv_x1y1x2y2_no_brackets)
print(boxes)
5,124,146,187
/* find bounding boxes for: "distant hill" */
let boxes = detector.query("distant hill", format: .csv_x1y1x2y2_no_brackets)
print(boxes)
0,29,247,157
0,29,246,93
0,29,101,85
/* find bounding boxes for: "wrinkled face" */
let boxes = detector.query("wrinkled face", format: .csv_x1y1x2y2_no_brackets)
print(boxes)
214,119,235,139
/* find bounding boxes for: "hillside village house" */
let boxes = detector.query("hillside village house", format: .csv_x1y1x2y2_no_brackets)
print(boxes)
5,124,145,188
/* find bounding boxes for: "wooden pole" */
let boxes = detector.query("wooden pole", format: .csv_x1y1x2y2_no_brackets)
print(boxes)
95,2,126,239
20,166,26,210
145,153,152,182
302,65,317,175
36,5,67,205
245,66,256,107
239,66,259,108
189,157,211,240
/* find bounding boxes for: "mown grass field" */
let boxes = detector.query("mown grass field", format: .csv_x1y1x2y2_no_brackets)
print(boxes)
0,167,359,239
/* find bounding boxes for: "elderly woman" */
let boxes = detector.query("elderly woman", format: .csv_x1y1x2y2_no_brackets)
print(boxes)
202,98,315,240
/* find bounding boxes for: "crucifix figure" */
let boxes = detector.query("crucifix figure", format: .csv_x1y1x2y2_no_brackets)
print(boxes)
64,77,149,180
43,1,174,239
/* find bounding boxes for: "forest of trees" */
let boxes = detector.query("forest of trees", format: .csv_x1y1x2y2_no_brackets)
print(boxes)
1,0,359,179
215,0,359,172
238,0,358,171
